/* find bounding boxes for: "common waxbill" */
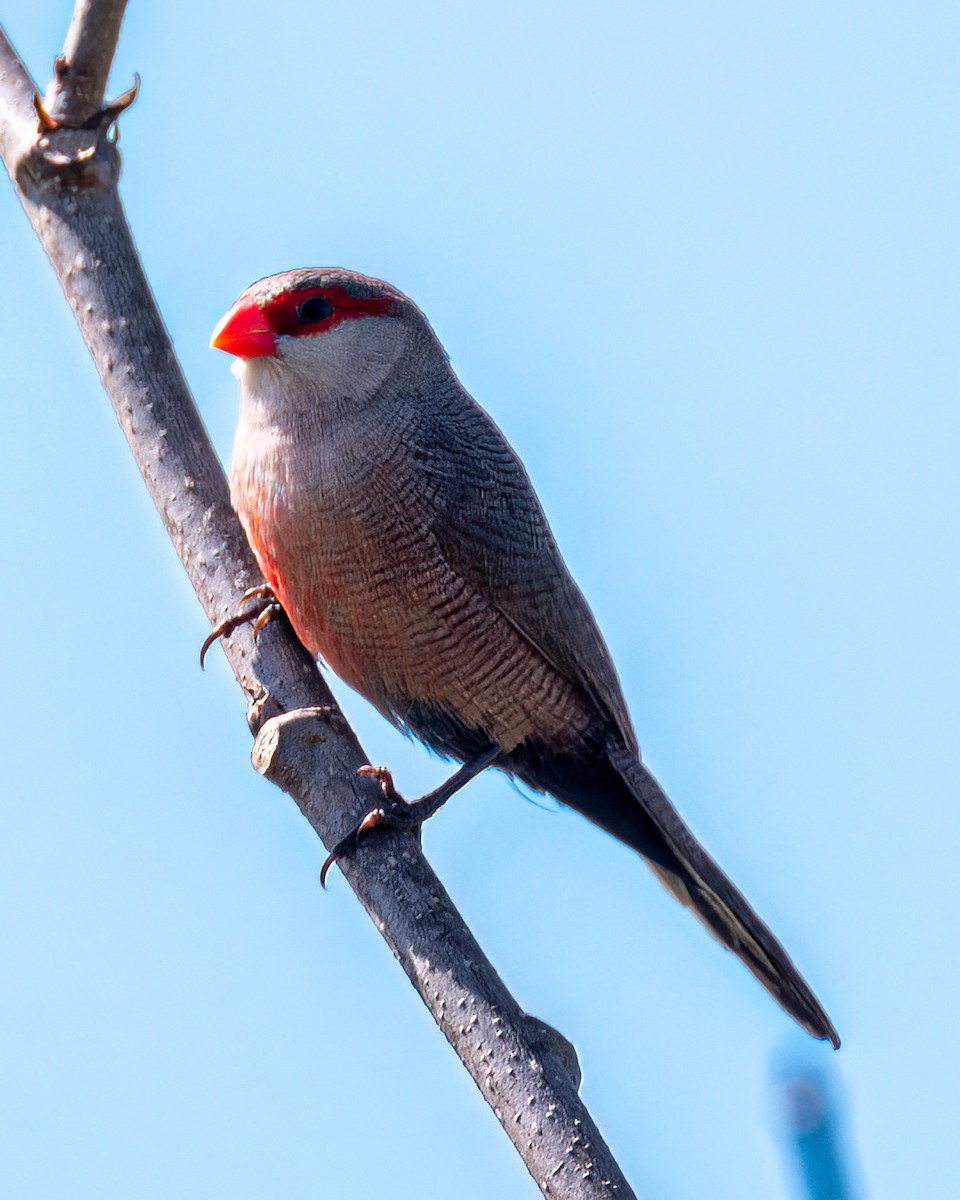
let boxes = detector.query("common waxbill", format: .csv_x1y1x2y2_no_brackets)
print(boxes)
210,267,839,1048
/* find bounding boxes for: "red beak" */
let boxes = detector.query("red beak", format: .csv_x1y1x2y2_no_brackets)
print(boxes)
211,299,277,358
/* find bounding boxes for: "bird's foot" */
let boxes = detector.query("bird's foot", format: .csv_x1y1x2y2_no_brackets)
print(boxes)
320,745,501,887
355,763,405,805
200,584,281,667
320,766,431,888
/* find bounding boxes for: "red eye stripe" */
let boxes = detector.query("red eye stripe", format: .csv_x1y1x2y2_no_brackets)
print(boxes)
264,285,396,338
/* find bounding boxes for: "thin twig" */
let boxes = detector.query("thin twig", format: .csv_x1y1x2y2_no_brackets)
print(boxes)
0,15,638,1199
43,0,129,126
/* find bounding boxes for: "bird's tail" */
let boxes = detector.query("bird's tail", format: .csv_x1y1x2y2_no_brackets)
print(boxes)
530,741,840,1047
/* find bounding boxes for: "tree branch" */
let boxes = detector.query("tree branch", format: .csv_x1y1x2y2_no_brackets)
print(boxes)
0,12,638,1197
43,0,129,126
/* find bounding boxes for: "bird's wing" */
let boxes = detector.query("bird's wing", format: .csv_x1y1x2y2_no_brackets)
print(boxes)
412,388,638,752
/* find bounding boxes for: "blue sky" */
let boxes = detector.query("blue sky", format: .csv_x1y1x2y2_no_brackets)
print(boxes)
2,2,957,1196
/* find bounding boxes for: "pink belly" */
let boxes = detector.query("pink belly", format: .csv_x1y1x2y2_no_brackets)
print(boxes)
241,499,593,754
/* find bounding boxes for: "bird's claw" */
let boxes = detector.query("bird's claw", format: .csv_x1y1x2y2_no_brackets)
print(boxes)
355,763,404,806
200,584,280,667
319,765,423,887
319,746,500,887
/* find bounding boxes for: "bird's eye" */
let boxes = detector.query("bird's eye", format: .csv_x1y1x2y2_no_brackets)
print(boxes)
296,296,334,324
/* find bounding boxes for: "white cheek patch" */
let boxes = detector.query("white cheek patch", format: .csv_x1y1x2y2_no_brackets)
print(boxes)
230,359,246,382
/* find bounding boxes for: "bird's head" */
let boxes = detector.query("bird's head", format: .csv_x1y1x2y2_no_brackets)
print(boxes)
212,269,441,409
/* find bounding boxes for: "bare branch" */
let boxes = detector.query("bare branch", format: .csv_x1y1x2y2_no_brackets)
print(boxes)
43,0,129,127
0,13,638,1199
0,28,42,160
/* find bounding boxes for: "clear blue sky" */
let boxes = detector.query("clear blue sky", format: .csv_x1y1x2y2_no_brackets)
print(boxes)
2,2,956,1196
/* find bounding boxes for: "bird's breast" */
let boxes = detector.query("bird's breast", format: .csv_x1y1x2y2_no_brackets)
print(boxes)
230,422,596,757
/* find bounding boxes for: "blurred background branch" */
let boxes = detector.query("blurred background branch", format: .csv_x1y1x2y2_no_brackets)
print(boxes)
776,1068,861,1200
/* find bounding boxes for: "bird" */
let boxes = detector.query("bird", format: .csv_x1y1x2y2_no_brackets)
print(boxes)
210,267,839,1048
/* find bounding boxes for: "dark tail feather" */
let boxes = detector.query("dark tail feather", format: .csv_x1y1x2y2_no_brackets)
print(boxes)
521,740,839,1047
608,747,839,1046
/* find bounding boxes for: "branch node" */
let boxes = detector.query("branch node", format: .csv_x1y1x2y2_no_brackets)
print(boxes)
251,706,340,784
35,93,60,132
523,1014,583,1093
36,71,139,134
94,73,140,130
15,116,121,196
